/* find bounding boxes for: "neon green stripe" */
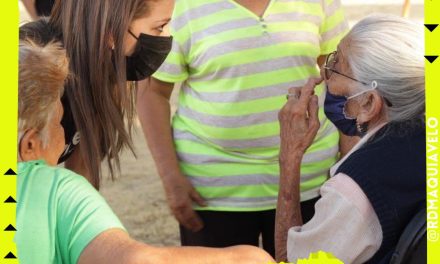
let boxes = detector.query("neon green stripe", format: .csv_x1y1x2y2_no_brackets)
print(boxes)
180,156,336,178
300,156,338,174
180,162,279,177
307,129,339,153
160,51,184,65
321,9,346,34
174,115,280,139
175,139,278,161
194,173,328,198
174,126,337,159
196,184,279,199
321,30,348,55
188,24,319,57
187,27,257,55
176,7,245,43
172,0,221,18
178,80,324,117
190,44,320,80
189,66,319,94
194,205,276,212
300,174,328,192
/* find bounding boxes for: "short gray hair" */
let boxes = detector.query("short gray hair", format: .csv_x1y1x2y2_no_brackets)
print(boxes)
19,40,68,147
344,14,425,122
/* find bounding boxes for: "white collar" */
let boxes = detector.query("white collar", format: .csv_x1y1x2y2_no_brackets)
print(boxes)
330,123,387,177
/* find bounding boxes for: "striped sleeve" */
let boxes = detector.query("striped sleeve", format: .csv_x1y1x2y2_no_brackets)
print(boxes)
152,2,189,83
319,0,349,55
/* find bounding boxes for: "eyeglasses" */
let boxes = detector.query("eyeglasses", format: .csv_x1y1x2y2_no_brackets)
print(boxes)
324,51,393,107
323,51,369,85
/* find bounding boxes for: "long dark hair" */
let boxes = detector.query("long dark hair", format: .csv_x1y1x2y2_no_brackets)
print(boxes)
48,0,152,188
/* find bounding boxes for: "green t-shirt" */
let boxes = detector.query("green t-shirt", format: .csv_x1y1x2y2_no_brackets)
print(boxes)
15,160,125,264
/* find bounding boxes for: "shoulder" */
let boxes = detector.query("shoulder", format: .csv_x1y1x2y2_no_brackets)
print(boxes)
323,174,375,218
19,161,95,194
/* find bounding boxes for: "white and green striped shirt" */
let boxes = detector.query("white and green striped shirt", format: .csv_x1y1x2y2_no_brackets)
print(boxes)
153,0,349,211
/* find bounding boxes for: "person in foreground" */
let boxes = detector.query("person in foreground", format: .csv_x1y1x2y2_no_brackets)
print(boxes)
16,39,274,264
275,14,425,264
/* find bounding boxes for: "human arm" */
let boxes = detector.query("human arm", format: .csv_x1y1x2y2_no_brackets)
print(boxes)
60,170,272,264
79,229,274,264
135,77,205,232
275,78,322,262
285,174,382,263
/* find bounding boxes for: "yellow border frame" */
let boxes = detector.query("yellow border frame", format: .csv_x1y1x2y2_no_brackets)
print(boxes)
426,1,440,264
1,1,436,263
0,1,18,263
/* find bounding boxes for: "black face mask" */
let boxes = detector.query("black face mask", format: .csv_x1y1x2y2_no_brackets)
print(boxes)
126,30,172,81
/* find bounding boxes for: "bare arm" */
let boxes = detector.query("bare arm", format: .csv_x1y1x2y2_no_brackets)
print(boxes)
21,0,39,20
136,77,205,232
78,229,274,264
275,155,303,262
275,78,322,262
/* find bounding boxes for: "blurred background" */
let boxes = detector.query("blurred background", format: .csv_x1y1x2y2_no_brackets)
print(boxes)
19,0,424,246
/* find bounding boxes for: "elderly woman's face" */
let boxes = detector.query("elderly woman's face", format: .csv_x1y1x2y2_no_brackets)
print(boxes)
321,40,363,118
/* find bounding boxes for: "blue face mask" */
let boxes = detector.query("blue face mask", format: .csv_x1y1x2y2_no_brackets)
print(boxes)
324,87,359,136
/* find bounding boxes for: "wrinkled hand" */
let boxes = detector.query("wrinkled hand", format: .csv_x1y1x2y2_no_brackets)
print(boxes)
278,78,322,162
164,175,206,232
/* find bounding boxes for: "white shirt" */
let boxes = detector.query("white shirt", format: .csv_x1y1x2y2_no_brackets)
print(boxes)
287,125,387,263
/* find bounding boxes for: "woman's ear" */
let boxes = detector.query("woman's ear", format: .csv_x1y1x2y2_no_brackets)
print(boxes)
356,91,384,125
19,129,43,162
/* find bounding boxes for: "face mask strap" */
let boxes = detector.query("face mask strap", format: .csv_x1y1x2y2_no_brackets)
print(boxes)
128,30,139,40
346,80,378,100
343,80,378,120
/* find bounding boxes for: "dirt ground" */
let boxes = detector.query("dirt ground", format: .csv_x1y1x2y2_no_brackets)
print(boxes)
19,1,423,247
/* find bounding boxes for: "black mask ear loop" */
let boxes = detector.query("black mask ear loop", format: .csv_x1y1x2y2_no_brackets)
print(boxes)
128,30,139,40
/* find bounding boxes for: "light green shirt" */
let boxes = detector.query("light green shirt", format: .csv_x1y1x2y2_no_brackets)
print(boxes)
153,0,348,211
15,160,125,264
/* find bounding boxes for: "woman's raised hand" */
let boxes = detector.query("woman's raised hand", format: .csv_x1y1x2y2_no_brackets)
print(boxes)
278,78,322,162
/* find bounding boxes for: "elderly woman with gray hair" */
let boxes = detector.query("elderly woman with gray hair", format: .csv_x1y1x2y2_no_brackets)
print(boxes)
275,14,425,264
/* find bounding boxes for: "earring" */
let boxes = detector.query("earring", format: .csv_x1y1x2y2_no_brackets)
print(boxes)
357,122,368,137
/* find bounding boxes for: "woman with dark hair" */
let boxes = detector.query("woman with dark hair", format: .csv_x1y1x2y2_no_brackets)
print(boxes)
22,0,174,188
17,30,274,264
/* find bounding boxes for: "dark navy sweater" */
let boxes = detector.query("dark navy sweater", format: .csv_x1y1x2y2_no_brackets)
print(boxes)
336,120,426,263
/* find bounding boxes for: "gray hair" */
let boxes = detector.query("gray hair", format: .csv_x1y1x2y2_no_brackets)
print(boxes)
344,14,425,122
18,40,68,148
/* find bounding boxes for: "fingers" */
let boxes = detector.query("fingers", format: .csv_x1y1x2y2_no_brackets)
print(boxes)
287,77,322,101
171,194,204,232
179,206,204,232
298,78,318,105
190,188,207,207
307,95,320,132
